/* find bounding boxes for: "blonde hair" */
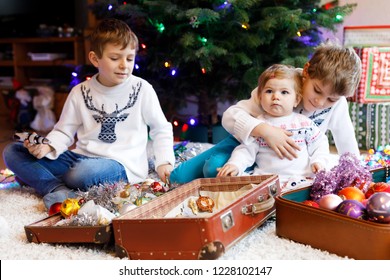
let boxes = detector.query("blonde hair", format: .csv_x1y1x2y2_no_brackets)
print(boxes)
89,18,139,58
305,41,362,97
257,64,303,104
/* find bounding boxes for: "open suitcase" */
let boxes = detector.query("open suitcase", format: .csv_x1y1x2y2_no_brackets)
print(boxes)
113,175,280,260
25,213,113,244
275,166,390,260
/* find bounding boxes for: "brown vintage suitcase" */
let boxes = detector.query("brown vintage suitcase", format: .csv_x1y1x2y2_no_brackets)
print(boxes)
275,166,390,260
24,213,113,244
113,175,280,260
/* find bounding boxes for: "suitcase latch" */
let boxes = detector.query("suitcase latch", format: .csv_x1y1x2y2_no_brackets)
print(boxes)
220,210,234,232
241,195,275,215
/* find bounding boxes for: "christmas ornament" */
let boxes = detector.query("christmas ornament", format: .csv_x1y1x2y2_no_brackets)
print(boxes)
365,182,390,199
302,200,319,208
366,192,390,223
335,200,366,219
337,186,365,202
196,195,215,212
13,131,51,144
150,181,164,193
118,203,137,215
141,178,155,190
189,16,199,28
318,194,343,210
60,198,81,218
188,197,199,215
48,202,62,216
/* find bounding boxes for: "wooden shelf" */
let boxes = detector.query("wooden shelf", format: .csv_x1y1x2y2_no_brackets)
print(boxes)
0,37,85,87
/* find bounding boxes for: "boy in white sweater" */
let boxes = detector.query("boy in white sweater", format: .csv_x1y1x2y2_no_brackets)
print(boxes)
170,42,361,184
3,18,175,211
217,64,329,184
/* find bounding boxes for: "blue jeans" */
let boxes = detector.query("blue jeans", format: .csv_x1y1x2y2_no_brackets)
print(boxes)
2,142,128,208
169,135,240,184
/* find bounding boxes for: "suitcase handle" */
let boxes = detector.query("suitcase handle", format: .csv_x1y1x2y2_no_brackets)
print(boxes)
241,195,275,215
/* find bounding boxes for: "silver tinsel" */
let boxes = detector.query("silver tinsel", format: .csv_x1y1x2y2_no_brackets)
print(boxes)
76,181,127,214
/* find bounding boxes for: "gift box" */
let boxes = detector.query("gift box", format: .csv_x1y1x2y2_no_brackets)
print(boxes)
353,47,390,103
348,101,390,150
344,26,390,47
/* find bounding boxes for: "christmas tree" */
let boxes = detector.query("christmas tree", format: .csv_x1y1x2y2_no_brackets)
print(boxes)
90,0,356,126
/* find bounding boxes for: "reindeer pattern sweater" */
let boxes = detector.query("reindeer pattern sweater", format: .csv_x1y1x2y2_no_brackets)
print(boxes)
45,74,175,183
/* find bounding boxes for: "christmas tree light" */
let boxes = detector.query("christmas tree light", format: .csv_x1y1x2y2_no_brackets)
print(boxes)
90,0,357,127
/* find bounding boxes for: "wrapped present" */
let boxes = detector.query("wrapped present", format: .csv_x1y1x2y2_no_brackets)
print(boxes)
344,26,390,47
349,101,390,150
352,47,390,103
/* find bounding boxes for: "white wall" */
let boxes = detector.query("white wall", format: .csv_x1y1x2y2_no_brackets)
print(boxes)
322,0,390,42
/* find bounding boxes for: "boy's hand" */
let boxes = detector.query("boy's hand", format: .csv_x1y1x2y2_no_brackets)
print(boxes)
217,164,239,177
252,123,300,160
157,163,173,184
23,141,53,159
311,162,324,174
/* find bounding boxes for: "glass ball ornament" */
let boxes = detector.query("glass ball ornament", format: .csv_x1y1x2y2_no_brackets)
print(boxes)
302,200,319,208
338,186,365,202
335,199,366,219
318,194,343,210
366,192,390,223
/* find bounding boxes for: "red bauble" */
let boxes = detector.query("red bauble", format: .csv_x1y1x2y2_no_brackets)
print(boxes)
150,181,163,193
302,200,319,208
338,186,365,202
365,182,390,199
48,202,62,215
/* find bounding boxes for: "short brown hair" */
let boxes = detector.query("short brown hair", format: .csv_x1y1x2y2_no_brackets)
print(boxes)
89,18,139,58
257,64,303,104
305,41,362,97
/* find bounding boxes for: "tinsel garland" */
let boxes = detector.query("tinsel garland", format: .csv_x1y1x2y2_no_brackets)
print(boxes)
310,153,372,201
76,181,126,214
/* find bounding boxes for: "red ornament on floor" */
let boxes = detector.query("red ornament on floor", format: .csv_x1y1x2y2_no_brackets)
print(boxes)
48,202,62,215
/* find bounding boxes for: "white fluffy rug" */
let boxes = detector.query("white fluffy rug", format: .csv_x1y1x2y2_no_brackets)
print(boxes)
0,181,347,260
